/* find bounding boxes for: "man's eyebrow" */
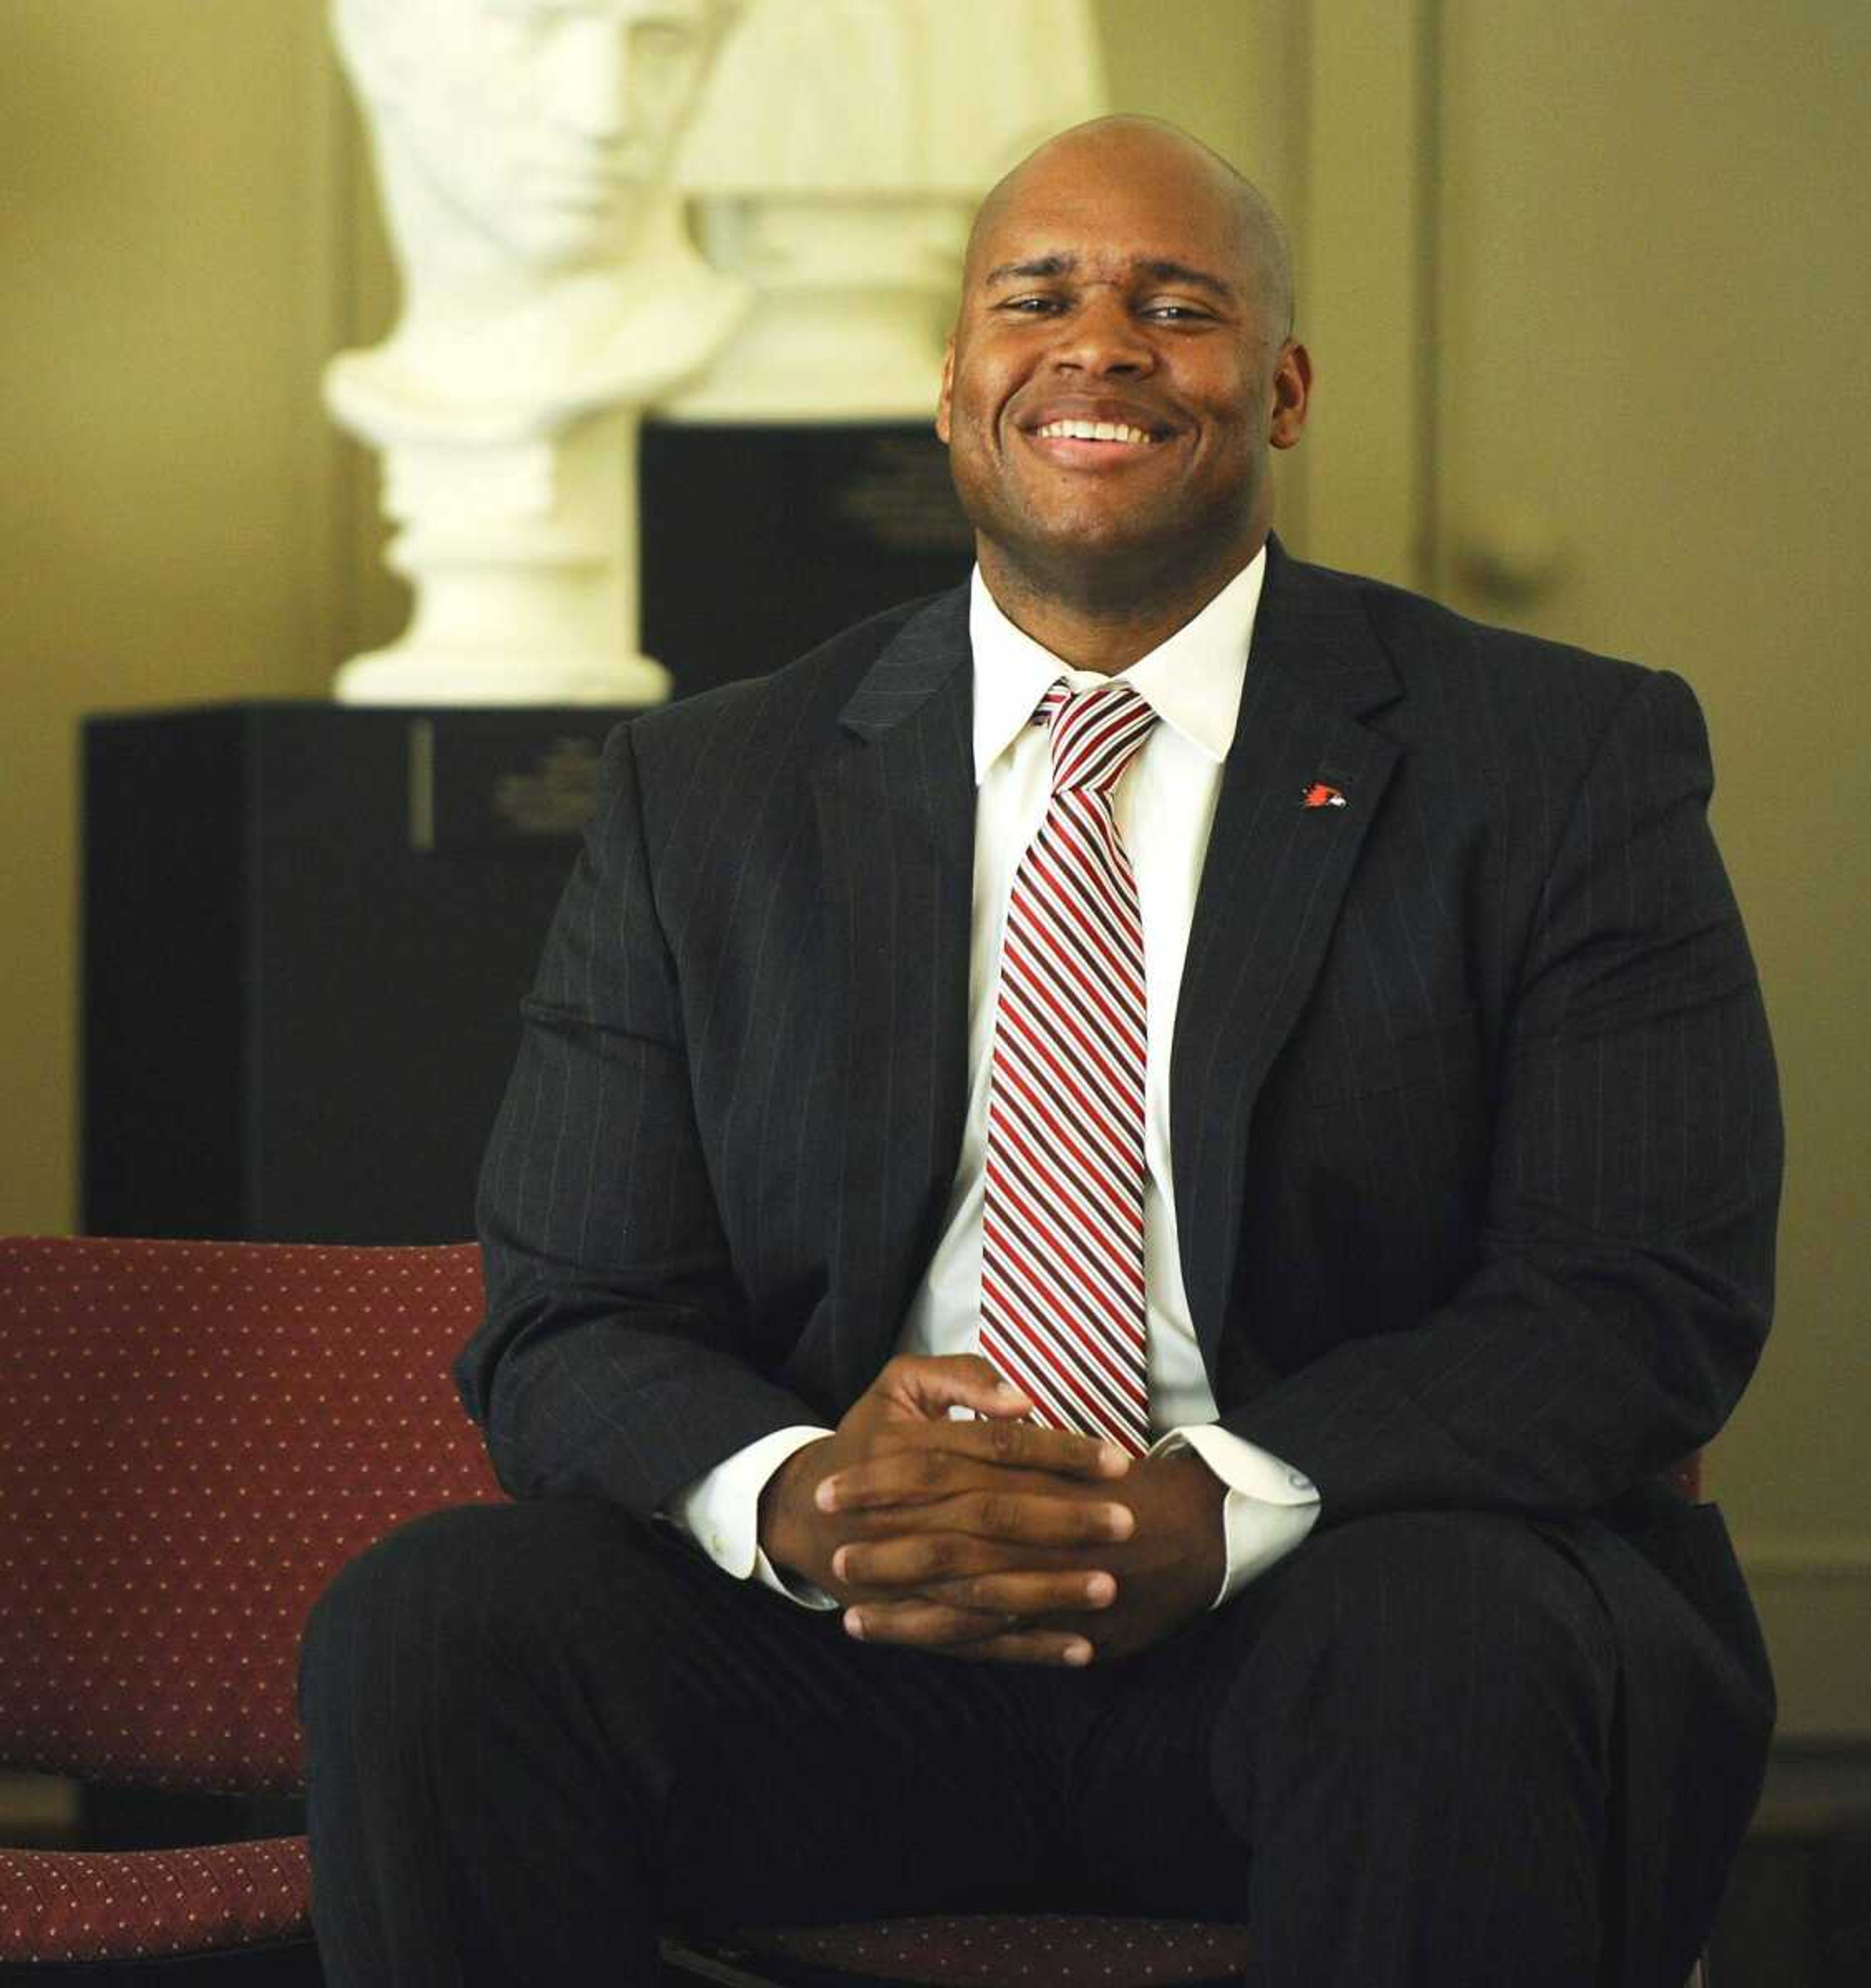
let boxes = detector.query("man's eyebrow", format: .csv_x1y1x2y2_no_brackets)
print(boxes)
980,253,1238,301
983,254,1076,286
1134,259,1238,301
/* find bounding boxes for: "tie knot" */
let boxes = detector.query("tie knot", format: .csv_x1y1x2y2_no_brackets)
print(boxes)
1037,682,1158,795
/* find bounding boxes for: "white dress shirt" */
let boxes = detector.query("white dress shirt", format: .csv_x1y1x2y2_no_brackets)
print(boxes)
671,550,1320,1606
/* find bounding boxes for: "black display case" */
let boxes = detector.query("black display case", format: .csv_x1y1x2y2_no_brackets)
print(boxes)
81,704,631,1244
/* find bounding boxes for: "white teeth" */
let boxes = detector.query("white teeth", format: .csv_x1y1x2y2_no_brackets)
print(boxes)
1036,418,1154,444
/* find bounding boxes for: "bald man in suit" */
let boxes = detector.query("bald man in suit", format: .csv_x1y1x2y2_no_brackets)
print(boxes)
301,118,1778,1988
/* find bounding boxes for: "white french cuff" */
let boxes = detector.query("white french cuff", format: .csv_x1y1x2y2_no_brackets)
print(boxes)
1151,1423,1321,1609
666,1422,840,1610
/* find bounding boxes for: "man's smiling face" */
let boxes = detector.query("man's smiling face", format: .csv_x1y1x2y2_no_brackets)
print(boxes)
936,120,1308,606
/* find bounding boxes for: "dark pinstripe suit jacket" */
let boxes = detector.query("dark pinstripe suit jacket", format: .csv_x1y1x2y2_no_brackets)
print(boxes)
465,538,1780,1978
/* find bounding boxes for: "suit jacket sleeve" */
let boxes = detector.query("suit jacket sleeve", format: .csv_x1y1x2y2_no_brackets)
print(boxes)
1219,665,1782,1521
462,718,824,1516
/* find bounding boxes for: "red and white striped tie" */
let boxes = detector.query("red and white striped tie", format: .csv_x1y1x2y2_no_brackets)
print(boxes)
980,680,1158,1455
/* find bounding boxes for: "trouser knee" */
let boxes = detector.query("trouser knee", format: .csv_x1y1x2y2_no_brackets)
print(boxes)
1229,1511,1617,1779
1211,1514,1620,1987
299,1498,654,1764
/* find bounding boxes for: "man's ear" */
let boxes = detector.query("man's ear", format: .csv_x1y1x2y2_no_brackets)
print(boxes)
935,339,955,444
1269,341,1313,450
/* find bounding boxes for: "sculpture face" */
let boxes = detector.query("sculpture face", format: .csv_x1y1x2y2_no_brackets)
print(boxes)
342,0,721,271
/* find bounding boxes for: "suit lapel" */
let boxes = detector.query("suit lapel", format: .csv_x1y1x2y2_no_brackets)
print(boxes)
811,589,975,1404
1172,543,1404,1381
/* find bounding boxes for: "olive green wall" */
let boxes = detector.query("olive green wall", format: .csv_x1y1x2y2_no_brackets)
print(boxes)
1,0,347,1229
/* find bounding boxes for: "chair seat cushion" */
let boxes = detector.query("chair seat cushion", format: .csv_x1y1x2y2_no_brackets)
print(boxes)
0,1835,308,1965
686,1915,1257,1988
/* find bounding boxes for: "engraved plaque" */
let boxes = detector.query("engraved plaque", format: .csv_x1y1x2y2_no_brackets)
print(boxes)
410,715,631,855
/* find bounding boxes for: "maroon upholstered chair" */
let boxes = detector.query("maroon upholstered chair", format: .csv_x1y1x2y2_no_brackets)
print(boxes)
0,1236,502,1974
0,1237,1704,1985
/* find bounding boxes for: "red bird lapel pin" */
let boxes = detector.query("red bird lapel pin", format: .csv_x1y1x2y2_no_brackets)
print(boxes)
1301,782,1349,809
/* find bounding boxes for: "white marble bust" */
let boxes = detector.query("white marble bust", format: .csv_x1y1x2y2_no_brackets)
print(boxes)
326,0,747,705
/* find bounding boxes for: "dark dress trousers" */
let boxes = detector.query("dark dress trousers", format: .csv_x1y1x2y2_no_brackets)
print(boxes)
443,540,1778,1982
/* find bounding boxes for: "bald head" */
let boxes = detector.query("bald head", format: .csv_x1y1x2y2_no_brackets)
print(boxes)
965,116,1295,345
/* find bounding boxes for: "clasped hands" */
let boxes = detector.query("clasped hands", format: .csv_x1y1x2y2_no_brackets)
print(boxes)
757,1354,1226,1666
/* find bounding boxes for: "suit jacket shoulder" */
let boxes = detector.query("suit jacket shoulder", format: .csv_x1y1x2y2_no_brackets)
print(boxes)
1253,548,1726,946
1274,546,1655,731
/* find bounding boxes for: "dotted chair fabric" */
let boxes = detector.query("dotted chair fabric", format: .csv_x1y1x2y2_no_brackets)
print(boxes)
674,1921,1707,1988
0,1837,308,1968
0,1236,501,1964
0,1235,503,1796
687,1915,1258,1988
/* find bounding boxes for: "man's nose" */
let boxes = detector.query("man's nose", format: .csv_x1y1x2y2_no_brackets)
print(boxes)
546,18,633,142
1050,292,1154,375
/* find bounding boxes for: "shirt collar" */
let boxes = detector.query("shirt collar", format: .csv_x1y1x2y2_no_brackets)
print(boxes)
967,547,1266,782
